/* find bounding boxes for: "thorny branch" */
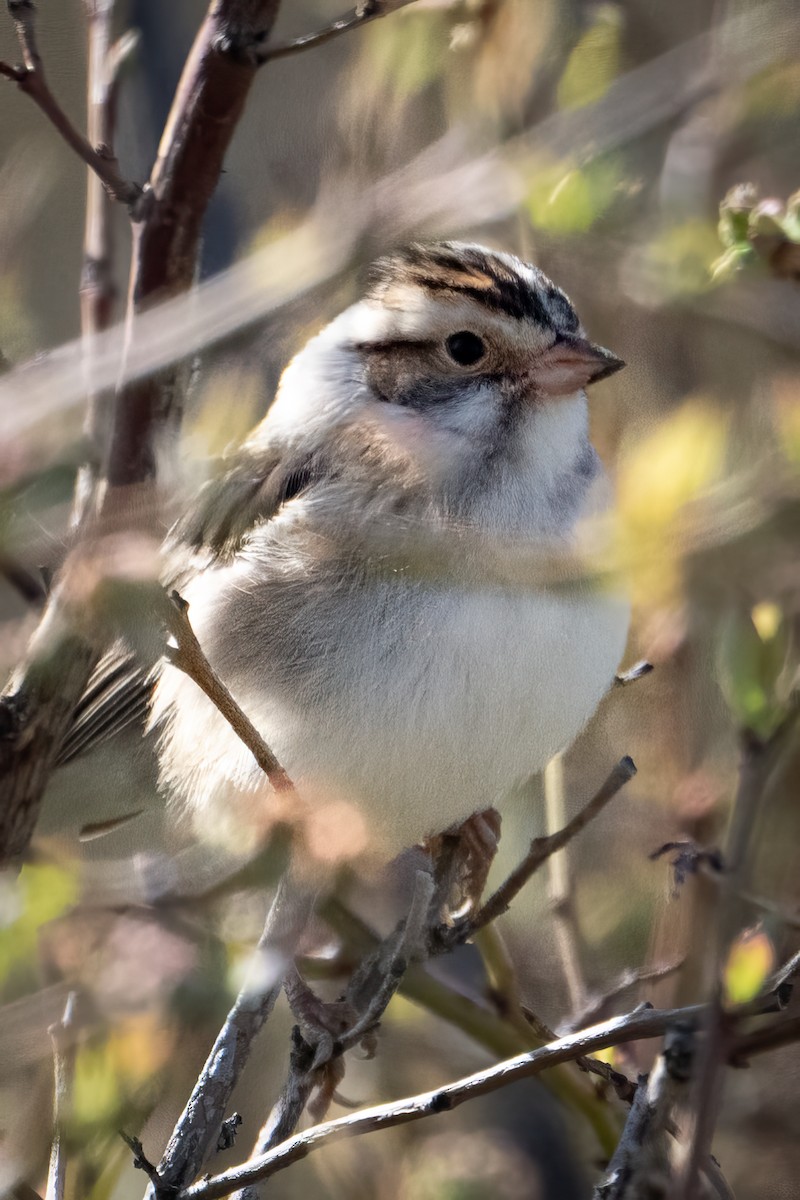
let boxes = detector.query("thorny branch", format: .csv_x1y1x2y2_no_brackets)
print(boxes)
0,0,141,207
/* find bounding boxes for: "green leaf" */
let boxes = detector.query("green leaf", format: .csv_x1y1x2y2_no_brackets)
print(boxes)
717,606,791,737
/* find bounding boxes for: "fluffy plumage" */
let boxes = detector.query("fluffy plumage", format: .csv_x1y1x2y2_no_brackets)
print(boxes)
148,242,629,855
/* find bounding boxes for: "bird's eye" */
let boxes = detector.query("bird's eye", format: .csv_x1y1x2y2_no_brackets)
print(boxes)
445,331,486,366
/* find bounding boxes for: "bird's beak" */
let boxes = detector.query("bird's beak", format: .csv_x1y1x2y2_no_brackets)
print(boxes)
533,335,625,398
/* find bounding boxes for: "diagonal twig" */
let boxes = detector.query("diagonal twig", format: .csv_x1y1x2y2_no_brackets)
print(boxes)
470,756,637,932
0,0,141,207
257,0,420,63
165,591,295,793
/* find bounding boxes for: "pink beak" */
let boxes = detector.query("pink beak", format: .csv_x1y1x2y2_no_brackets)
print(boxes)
533,334,624,398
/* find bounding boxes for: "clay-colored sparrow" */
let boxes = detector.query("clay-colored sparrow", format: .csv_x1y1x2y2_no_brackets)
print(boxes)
125,242,630,857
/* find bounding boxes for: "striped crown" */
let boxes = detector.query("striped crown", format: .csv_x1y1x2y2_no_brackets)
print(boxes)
368,242,581,333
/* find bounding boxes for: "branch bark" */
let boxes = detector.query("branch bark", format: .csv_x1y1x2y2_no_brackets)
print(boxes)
103,0,283,490
0,0,141,206
145,875,314,1197
179,982,796,1200
0,0,287,865
470,756,637,931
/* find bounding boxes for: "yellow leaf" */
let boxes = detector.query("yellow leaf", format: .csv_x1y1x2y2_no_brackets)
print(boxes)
557,4,623,110
751,602,782,641
614,402,727,605
723,927,775,1006
525,154,621,235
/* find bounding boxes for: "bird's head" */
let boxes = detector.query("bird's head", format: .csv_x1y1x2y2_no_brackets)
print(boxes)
266,242,624,525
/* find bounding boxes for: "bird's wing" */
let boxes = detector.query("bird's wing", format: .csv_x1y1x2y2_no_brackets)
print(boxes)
59,441,331,767
57,647,151,766
171,442,327,560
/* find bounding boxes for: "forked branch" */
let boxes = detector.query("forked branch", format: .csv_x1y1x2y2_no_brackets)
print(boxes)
0,0,141,207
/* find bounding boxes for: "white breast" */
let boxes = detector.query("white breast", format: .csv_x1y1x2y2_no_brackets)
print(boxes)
152,543,628,855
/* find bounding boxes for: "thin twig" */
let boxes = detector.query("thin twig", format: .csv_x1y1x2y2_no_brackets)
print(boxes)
544,753,589,1016
45,992,78,1200
0,0,141,207
257,0,420,63
563,959,686,1033
119,1132,162,1190
471,756,637,931
166,591,295,793
324,893,633,1136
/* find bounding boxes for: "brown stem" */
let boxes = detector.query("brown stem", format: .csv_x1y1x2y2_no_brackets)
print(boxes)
1,0,140,206
76,5,138,519
103,0,283,491
471,756,637,931
166,591,295,793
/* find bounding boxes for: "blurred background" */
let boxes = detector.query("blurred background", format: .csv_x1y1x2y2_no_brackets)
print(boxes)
1,1,800,1197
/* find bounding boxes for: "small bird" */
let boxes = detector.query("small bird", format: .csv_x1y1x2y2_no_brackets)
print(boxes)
69,242,629,861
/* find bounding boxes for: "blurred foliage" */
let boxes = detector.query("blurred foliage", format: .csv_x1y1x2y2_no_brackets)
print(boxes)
556,3,622,111
723,926,776,1007
717,604,793,739
615,402,727,606
713,183,800,282
525,153,623,234
1,0,800,1198
0,862,78,998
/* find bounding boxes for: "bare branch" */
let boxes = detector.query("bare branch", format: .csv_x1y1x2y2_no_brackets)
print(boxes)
0,0,141,207
471,756,637,931
235,870,434,1199
78,2,139,503
45,993,78,1200
258,0,420,64
544,753,589,1016
166,591,295,793
150,875,315,1196
675,716,799,1200
102,0,284,490
180,991,800,1200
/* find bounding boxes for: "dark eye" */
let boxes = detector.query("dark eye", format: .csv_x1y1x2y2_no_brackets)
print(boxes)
445,331,485,366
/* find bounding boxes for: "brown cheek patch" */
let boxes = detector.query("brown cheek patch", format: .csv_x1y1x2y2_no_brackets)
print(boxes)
362,345,436,406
